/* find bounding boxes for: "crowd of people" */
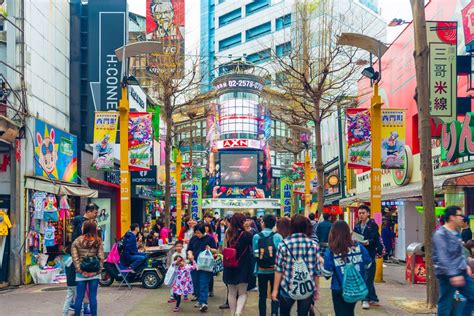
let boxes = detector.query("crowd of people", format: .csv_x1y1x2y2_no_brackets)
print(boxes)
61,201,474,316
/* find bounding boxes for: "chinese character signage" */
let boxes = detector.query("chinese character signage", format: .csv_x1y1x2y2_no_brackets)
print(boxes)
280,177,293,217
442,112,474,162
346,108,371,170
92,112,118,171
129,113,153,171
34,119,77,183
462,2,474,51
427,21,457,122
381,109,406,169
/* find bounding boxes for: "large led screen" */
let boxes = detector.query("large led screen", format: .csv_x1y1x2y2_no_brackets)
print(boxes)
220,152,258,185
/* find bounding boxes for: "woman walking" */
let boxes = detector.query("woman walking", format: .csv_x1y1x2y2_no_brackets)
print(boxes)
71,220,104,316
223,213,254,316
322,221,372,316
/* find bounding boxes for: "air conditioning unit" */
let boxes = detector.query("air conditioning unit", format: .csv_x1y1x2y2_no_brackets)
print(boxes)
0,115,20,144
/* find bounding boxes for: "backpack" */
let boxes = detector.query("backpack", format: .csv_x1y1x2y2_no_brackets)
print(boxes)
223,232,248,268
340,261,368,303
282,241,315,300
257,232,276,269
197,250,215,272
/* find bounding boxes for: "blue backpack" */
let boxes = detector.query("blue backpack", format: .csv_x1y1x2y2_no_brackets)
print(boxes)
340,262,368,303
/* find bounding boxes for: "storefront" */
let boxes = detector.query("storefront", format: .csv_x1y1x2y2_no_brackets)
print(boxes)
202,198,281,217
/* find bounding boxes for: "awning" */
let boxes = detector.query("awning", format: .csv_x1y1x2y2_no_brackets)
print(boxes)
339,171,474,207
25,176,98,198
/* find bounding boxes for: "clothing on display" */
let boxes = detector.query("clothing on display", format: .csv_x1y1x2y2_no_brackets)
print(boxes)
33,192,47,220
59,195,70,219
43,194,59,222
0,210,12,236
44,224,56,247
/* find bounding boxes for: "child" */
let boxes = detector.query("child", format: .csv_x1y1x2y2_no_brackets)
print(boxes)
171,254,195,312
166,240,187,303
62,254,76,316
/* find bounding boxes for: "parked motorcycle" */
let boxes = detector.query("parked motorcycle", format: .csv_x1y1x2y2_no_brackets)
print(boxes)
99,250,167,289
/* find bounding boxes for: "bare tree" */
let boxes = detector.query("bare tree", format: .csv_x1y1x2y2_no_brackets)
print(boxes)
269,0,361,214
410,0,437,308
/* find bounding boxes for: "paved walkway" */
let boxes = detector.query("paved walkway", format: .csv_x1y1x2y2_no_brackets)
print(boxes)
0,263,434,315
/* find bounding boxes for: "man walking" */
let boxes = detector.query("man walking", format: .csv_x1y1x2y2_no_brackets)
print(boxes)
354,205,380,309
308,213,318,243
253,215,283,316
462,216,472,243
315,213,332,254
433,206,474,315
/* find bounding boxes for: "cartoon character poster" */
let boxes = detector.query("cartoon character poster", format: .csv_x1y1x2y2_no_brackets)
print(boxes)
34,119,77,182
381,109,406,169
91,112,118,171
129,112,153,171
346,108,371,170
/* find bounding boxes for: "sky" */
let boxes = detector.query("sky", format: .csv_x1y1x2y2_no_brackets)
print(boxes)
128,0,414,55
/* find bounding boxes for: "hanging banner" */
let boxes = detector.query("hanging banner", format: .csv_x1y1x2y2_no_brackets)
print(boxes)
381,109,406,169
346,108,371,170
92,198,112,252
190,176,202,220
427,21,457,122
280,177,293,217
462,2,474,52
91,112,118,171
129,112,153,171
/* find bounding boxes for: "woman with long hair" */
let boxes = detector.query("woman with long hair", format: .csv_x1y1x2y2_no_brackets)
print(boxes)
71,220,104,316
223,213,253,316
178,216,196,244
322,221,372,316
277,217,291,238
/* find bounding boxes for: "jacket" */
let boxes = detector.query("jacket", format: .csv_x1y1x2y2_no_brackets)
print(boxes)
71,235,105,273
432,226,467,277
354,219,380,259
71,215,87,242
122,231,140,259
316,220,332,245
310,220,319,243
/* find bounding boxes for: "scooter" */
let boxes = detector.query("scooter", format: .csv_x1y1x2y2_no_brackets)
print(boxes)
99,250,167,289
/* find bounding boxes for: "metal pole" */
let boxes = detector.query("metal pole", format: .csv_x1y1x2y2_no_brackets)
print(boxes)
119,85,131,236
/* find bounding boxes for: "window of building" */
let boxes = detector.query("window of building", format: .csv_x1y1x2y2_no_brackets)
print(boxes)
275,13,291,31
219,33,242,51
245,0,270,16
219,8,241,27
246,49,271,64
246,22,271,41
276,41,291,57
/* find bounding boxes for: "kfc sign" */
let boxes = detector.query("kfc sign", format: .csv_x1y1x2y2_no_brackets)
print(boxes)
217,139,260,149
463,2,474,50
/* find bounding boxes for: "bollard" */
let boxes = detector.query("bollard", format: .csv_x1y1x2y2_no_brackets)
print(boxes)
375,257,384,283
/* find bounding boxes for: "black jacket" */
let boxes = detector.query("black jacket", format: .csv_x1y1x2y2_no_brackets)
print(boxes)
354,219,380,259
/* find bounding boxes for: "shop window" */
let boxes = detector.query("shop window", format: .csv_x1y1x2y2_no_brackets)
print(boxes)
276,13,291,31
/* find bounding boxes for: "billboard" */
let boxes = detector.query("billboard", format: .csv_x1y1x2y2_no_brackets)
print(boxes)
346,108,371,170
87,0,127,142
462,2,474,50
34,119,77,183
129,113,153,171
91,112,118,171
427,21,457,123
220,152,258,186
146,0,185,77
381,109,406,169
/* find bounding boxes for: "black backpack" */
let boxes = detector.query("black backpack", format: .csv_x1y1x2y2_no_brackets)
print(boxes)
257,232,276,269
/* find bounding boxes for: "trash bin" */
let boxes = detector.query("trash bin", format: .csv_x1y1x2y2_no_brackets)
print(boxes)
406,242,426,284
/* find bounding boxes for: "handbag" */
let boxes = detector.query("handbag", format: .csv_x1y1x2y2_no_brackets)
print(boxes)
223,232,248,268
80,248,100,273
213,254,224,274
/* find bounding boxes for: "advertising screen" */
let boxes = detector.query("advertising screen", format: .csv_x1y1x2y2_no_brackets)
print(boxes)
220,152,258,185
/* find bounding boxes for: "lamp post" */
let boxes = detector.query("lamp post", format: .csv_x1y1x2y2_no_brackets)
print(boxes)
337,33,388,282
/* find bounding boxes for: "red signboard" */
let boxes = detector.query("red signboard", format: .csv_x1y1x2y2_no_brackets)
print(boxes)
462,1,474,47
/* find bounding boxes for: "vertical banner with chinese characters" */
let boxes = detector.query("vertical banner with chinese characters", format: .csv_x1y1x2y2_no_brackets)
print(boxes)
346,108,371,170
91,112,118,171
129,112,153,171
280,177,293,217
381,109,406,169
427,21,457,122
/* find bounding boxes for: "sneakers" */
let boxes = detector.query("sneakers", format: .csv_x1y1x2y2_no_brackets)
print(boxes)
173,307,180,312
362,301,370,310
209,291,214,297
369,301,380,307
194,302,202,308
219,303,229,309
200,304,208,313
191,296,198,302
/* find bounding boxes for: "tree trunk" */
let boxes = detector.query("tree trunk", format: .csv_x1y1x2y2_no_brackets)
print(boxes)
313,114,325,215
293,151,299,216
410,0,438,308
164,98,173,228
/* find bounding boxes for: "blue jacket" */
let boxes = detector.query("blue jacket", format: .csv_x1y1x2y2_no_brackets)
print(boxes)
252,229,283,274
122,231,140,259
322,243,372,291
432,226,467,277
315,220,332,245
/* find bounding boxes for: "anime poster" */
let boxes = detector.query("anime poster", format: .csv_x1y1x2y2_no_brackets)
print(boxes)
92,198,111,252
129,113,153,171
381,109,406,169
346,108,371,170
91,112,118,171
34,119,77,183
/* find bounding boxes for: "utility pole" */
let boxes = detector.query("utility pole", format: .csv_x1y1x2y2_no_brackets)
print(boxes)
410,0,437,307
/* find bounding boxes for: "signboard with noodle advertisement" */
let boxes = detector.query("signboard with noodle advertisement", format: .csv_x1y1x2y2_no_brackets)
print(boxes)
346,108,371,170
128,113,153,171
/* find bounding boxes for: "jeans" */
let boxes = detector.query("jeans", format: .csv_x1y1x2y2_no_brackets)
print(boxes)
438,271,474,316
62,286,75,315
75,279,99,316
332,290,356,316
128,254,147,271
364,260,379,302
191,270,213,305
258,273,278,316
279,291,313,316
